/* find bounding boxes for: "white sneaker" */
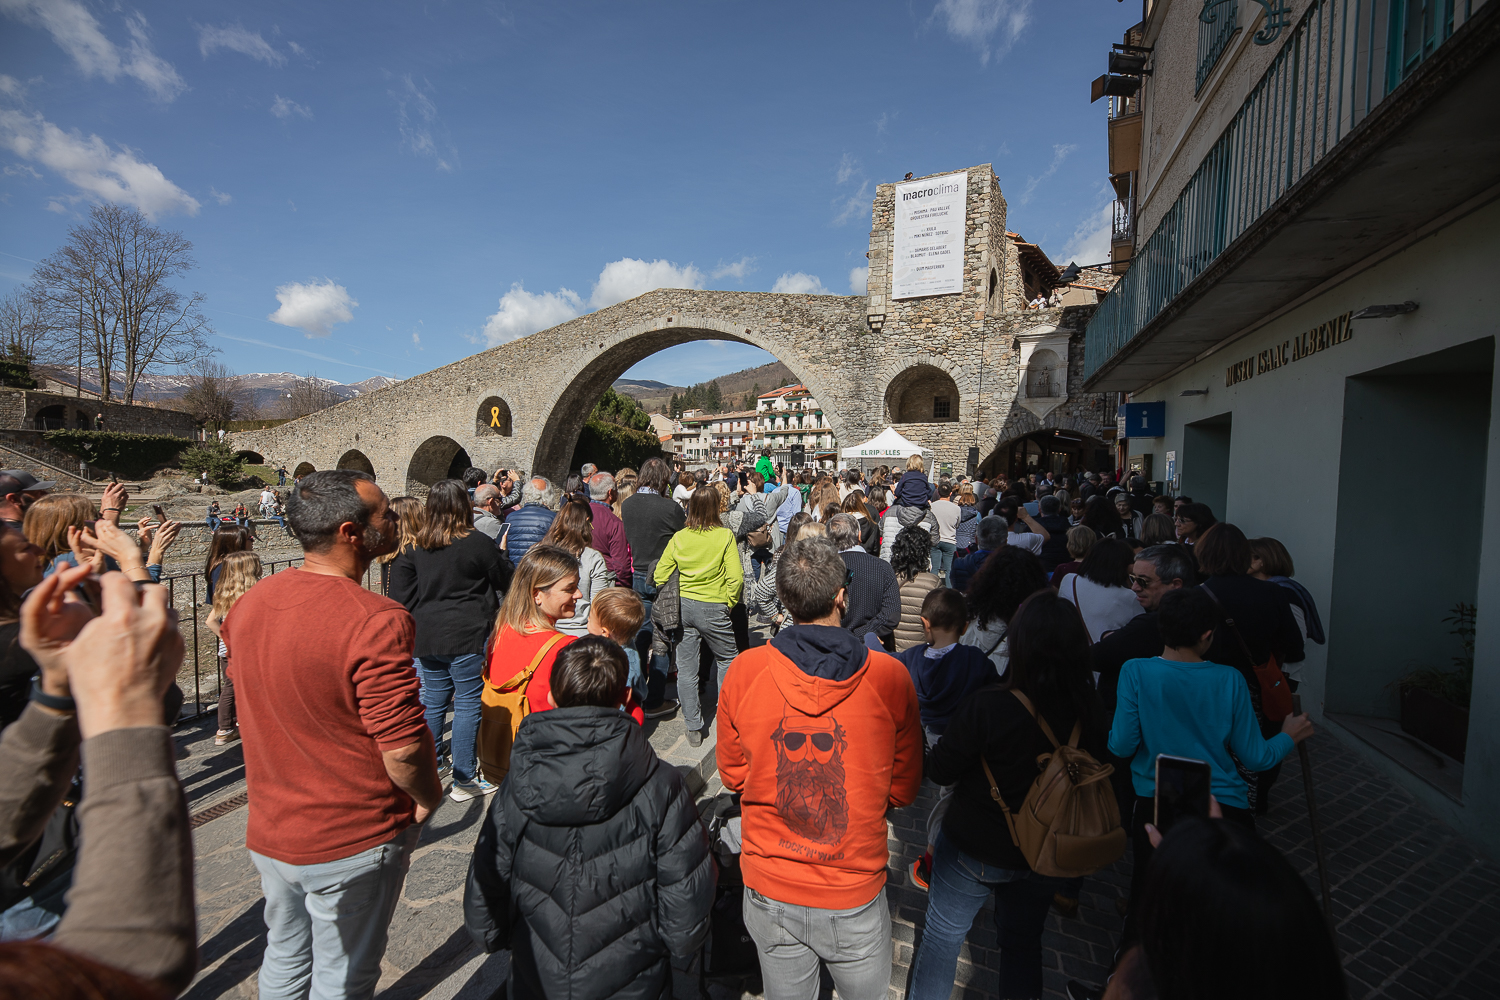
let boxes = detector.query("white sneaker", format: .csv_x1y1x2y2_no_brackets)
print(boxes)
449,778,499,802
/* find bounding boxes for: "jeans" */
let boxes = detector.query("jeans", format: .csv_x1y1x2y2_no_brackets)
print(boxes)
907,830,1061,1000
930,541,957,586
743,887,891,1000
416,653,484,784
631,571,670,707
251,826,417,1000
678,597,737,731
217,656,236,731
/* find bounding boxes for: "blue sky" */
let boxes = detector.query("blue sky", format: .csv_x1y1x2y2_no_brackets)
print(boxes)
0,0,1137,387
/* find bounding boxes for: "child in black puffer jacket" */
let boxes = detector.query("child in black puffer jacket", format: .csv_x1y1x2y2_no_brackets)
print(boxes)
464,636,715,1000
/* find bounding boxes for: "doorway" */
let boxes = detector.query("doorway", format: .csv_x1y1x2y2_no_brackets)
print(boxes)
1181,413,1232,517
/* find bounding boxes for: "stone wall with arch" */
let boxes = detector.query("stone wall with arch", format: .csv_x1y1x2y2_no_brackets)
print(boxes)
884,364,961,423
336,449,376,475
476,397,512,437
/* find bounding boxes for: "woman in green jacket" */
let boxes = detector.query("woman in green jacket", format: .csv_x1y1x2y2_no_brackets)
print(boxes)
654,486,744,745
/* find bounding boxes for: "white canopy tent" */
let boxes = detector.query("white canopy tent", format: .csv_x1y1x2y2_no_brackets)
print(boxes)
839,426,933,473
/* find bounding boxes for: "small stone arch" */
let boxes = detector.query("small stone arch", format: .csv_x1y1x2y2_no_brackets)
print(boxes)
476,396,512,437
336,449,376,476
235,450,266,464
884,364,960,423
34,404,66,430
1025,349,1066,399
292,461,317,478
406,436,471,497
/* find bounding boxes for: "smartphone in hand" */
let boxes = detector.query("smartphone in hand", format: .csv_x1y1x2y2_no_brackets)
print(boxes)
152,504,168,523
1155,754,1212,834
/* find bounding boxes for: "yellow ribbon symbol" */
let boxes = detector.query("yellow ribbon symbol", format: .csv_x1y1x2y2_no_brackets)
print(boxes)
490,406,501,428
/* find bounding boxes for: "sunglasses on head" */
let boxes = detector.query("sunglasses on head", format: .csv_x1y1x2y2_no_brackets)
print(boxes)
781,731,836,752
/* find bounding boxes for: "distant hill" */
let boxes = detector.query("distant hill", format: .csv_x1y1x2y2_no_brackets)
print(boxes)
34,367,401,412
613,359,796,413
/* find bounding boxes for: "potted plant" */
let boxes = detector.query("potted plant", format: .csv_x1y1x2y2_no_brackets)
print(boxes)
1398,602,1474,762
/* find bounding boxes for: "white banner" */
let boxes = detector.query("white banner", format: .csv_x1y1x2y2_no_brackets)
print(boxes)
892,172,967,300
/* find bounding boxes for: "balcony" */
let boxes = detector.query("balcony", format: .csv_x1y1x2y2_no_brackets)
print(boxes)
1084,0,1500,390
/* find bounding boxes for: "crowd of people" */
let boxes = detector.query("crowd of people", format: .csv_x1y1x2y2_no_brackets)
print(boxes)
0,453,1346,1000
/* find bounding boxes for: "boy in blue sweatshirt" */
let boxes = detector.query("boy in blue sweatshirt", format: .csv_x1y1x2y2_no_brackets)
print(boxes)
895,587,997,890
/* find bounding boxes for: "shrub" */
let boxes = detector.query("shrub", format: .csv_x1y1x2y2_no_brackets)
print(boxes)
178,441,246,489
43,430,190,479
570,419,666,472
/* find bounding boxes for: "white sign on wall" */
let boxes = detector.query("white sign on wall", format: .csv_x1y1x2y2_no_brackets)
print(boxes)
892,172,967,300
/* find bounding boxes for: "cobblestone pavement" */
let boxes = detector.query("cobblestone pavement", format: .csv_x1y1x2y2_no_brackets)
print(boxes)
179,706,1500,1000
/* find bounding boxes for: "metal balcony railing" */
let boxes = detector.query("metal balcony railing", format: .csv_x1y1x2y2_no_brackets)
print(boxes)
1112,199,1135,242
1084,0,1467,381
1197,0,1242,93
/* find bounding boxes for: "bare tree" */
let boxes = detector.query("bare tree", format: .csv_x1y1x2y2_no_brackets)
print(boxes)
0,283,65,366
276,373,340,419
32,205,214,404
177,359,249,432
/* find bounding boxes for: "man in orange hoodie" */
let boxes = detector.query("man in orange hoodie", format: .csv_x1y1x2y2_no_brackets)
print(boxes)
717,535,923,1000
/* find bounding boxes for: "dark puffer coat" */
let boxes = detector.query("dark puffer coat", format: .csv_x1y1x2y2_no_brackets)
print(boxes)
464,706,714,1000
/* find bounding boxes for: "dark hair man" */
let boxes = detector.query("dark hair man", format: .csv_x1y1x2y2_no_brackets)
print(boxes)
717,536,921,1000
586,473,633,589
827,513,900,647
948,515,1006,594
462,466,488,495
222,470,441,997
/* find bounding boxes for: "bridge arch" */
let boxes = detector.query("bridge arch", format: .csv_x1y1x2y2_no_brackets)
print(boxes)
529,314,858,482
235,449,265,464
292,461,316,478
407,436,471,497
477,396,512,437
337,449,376,476
884,363,961,424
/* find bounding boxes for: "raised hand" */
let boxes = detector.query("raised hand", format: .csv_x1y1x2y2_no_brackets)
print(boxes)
19,563,98,694
60,573,183,738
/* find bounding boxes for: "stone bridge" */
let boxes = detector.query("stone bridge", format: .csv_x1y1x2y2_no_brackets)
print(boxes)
233,165,1114,493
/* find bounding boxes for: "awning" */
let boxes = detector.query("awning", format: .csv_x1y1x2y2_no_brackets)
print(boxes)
840,426,932,460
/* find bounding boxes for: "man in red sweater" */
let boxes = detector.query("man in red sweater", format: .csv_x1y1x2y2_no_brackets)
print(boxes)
224,470,442,1000
717,536,922,1000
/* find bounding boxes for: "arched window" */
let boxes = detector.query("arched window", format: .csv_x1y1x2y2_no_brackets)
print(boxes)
885,364,960,423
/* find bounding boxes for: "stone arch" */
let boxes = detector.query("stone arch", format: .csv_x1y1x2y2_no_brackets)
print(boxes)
528,319,853,482
336,449,376,476
34,404,66,430
292,461,316,478
476,396,512,437
980,409,1112,479
884,364,960,423
235,450,266,464
406,436,471,497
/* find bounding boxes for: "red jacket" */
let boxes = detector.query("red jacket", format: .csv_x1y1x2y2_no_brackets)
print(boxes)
717,625,922,909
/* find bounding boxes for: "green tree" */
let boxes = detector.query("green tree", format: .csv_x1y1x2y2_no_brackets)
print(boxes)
179,440,245,488
704,379,723,413
590,386,651,431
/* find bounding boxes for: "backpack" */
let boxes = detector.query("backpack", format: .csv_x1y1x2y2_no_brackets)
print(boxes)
980,690,1126,877
477,632,566,785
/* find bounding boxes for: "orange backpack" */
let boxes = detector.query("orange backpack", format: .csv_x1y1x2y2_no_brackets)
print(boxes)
980,690,1127,878
477,632,565,785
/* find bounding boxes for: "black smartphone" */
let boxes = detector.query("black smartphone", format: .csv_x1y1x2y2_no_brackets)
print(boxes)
1155,754,1212,833
152,504,167,523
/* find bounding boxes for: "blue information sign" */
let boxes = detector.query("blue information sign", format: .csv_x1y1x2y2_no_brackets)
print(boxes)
1123,401,1166,439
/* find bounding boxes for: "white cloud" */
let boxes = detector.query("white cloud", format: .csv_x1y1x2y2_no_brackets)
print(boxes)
268,279,358,337
1019,143,1078,205
0,75,23,98
849,266,869,294
411,330,422,348
772,272,829,295
711,256,756,281
482,283,583,346
198,23,285,65
589,258,704,309
209,186,231,205
0,109,199,217
836,153,857,185
832,180,870,226
287,41,305,56
392,74,455,171
1058,203,1113,267
0,1,185,100
933,0,1033,66
270,95,312,119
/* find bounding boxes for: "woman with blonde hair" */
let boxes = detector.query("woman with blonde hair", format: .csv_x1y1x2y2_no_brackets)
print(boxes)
391,479,512,801
377,495,424,594
205,551,263,746
485,545,582,743
654,486,742,746
538,497,612,636
24,494,158,585
953,485,980,556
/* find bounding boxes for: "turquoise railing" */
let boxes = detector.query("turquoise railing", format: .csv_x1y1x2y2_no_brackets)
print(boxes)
1085,0,1467,382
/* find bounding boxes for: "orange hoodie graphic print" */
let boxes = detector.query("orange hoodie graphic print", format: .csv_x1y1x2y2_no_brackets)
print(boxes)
773,710,848,846
717,642,923,909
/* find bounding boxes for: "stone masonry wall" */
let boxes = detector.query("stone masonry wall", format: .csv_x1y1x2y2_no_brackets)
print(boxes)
233,165,1111,489
3,389,199,437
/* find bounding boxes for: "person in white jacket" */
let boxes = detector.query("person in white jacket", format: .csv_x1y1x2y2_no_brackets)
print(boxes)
1057,537,1143,643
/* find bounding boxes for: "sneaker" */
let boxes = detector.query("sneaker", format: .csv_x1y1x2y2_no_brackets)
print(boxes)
436,755,452,778
910,852,932,891
1053,892,1080,918
686,729,704,748
1066,981,1103,1000
644,699,680,720
214,728,238,747
449,778,499,802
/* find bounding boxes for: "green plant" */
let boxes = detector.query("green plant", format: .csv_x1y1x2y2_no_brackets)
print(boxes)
178,441,246,488
1399,601,1476,708
570,419,665,472
42,429,190,479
